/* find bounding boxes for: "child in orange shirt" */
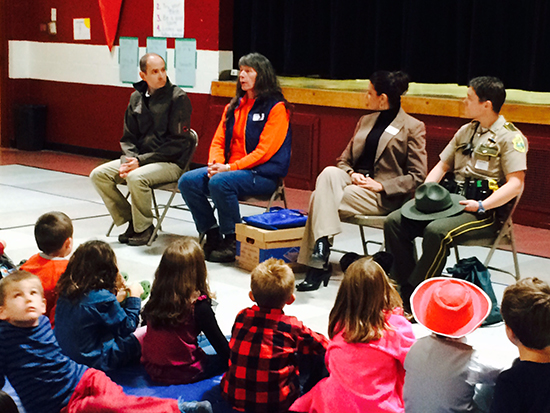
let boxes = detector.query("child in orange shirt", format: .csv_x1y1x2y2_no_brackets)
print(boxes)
20,211,73,324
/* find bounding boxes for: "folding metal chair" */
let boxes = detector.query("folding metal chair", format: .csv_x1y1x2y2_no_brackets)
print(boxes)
452,192,523,281
106,129,199,246
338,214,388,255
239,177,288,211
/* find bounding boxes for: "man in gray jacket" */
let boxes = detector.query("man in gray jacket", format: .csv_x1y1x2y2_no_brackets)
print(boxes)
90,53,193,246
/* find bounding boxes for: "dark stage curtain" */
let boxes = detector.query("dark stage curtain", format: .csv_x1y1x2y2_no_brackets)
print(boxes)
233,0,550,92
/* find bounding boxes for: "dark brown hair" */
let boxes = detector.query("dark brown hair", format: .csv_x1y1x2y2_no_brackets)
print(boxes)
35,211,73,255
142,238,211,328
56,240,119,301
369,70,410,109
328,257,402,343
501,277,550,350
469,76,506,113
225,53,289,124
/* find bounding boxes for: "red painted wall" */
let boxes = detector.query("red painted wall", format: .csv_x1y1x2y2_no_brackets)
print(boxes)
6,0,232,50
3,0,233,155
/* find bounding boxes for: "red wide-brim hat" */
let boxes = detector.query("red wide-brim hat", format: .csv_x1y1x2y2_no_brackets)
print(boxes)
411,278,491,338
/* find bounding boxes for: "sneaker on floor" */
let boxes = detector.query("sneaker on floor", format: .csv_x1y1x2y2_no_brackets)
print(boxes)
118,222,135,244
208,238,236,263
128,225,155,246
178,400,213,413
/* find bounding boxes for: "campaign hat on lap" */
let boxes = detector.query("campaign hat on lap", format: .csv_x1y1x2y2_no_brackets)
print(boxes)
401,182,465,221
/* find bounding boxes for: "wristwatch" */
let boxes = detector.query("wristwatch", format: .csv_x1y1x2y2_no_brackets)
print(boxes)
477,200,486,214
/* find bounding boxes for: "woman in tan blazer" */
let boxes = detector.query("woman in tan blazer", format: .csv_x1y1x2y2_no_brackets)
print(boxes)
297,71,428,291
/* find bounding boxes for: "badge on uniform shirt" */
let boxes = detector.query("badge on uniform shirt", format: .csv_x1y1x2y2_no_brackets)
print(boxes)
385,125,399,136
512,134,526,153
474,143,499,157
252,113,265,121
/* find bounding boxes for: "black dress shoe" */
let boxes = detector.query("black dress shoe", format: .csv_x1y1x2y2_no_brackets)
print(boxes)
118,222,135,244
310,237,330,267
296,265,332,292
128,225,155,246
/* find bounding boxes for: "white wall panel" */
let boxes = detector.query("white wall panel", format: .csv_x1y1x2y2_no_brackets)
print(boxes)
9,41,232,95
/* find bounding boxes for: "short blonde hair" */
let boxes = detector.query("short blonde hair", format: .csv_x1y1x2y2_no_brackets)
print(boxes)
251,258,295,309
0,271,44,305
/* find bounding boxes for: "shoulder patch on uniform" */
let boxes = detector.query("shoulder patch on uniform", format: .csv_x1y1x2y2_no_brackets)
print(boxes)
504,122,518,132
512,134,526,153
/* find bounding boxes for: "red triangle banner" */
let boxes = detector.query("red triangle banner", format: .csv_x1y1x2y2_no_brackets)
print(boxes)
98,0,124,51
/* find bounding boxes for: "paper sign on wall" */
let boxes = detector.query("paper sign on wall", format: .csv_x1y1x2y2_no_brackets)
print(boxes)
175,38,196,88
73,18,91,41
153,0,184,38
146,37,168,65
119,37,139,83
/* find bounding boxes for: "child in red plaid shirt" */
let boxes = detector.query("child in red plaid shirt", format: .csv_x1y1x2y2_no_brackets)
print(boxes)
221,258,328,413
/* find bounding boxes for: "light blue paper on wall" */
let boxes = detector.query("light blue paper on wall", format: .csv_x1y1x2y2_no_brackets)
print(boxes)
146,37,168,65
119,37,139,83
175,38,196,88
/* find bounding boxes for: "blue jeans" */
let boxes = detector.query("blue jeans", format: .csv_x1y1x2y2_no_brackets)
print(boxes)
178,167,278,235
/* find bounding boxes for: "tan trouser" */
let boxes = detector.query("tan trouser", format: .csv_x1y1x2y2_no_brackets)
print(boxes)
297,166,387,268
90,160,183,233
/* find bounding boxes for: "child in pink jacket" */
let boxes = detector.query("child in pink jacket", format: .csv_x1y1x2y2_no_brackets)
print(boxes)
290,257,415,413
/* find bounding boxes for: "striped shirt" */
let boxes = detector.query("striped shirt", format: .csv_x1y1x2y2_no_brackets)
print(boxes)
0,316,87,413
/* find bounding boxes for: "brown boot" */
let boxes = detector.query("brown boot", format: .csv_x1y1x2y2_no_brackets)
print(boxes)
128,225,155,246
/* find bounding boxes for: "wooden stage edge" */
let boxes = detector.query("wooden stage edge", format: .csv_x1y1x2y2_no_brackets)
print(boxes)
212,81,550,126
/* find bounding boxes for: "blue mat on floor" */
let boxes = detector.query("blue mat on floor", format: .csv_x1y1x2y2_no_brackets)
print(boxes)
107,363,236,413
3,364,236,413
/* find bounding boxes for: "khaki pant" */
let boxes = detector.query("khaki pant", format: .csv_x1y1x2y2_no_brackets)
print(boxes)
90,160,183,233
297,166,388,268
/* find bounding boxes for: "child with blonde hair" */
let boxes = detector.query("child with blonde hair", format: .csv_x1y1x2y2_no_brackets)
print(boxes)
291,257,415,413
141,237,229,384
54,240,144,371
221,258,328,413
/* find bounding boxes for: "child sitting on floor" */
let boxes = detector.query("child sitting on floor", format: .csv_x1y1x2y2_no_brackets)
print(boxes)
20,211,73,324
0,270,212,413
404,277,500,413
491,277,550,412
291,257,416,413
141,237,230,384
221,258,328,413
54,240,145,371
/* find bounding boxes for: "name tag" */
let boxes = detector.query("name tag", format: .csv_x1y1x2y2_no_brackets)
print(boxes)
475,159,489,171
252,113,265,121
385,125,399,136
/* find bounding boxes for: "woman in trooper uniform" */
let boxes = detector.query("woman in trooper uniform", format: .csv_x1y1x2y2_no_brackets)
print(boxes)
384,76,528,305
